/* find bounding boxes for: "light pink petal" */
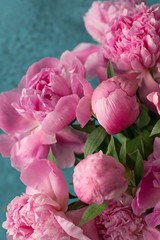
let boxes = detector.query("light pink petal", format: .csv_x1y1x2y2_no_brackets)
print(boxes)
52,142,84,168
76,96,92,127
42,94,79,134
72,43,100,64
11,127,55,171
26,57,62,83
143,226,160,240
51,75,71,96
0,90,37,134
54,210,91,240
0,134,16,157
20,159,69,211
85,50,107,79
56,127,87,144
18,76,26,90
60,50,85,77
67,207,99,240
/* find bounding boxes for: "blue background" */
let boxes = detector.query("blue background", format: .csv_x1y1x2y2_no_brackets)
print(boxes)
0,0,159,239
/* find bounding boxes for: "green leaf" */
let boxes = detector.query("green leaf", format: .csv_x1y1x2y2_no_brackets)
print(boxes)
48,148,58,166
150,119,160,136
126,135,144,157
134,150,144,185
84,126,107,157
137,107,150,129
119,138,127,164
106,135,120,161
107,59,115,79
72,120,96,134
79,203,109,227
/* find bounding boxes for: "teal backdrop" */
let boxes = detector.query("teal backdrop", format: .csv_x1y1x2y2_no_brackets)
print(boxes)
0,0,159,238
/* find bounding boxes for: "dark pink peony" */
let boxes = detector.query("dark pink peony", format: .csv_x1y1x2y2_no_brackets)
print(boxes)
0,51,92,169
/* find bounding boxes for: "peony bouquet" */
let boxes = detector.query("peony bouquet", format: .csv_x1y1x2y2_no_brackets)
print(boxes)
1,0,160,239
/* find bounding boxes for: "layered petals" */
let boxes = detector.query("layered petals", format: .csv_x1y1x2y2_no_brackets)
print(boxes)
73,151,128,204
91,75,140,135
20,159,69,211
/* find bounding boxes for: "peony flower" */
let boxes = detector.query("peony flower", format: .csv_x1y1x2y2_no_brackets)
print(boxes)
0,51,92,170
73,151,128,204
91,74,140,135
132,138,160,216
102,3,160,72
84,0,145,43
95,195,160,240
2,193,91,240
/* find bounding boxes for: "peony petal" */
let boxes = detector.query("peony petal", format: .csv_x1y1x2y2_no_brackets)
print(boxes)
0,90,37,134
54,210,91,240
26,57,62,83
72,43,100,64
76,96,92,127
42,94,79,134
11,127,54,170
20,159,69,211
52,142,84,168
0,134,16,157
143,226,160,240
67,207,99,240
56,127,87,144
60,51,85,77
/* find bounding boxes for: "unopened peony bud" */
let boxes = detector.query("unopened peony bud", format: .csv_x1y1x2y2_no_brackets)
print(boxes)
91,75,140,134
73,151,128,204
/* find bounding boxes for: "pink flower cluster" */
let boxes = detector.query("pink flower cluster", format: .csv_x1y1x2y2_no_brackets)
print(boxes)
2,0,160,239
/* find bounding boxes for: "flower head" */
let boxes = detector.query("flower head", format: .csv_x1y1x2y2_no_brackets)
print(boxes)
73,151,128,204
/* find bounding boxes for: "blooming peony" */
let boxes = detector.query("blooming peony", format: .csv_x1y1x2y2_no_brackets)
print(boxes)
95,195,160,240
84,0,145,43
0,51,92,169
132,138,160,216
2,194,91,240
91,74,140,135
73,151,128,204
102,3,160,72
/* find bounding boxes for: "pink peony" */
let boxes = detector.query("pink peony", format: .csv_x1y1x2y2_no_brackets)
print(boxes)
3,193,91,240
84,0,145,43
95,195,160,240
132,138,160,216
0,51,92,169
102,3,160,72
73,151,128,204
91,74,140,135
